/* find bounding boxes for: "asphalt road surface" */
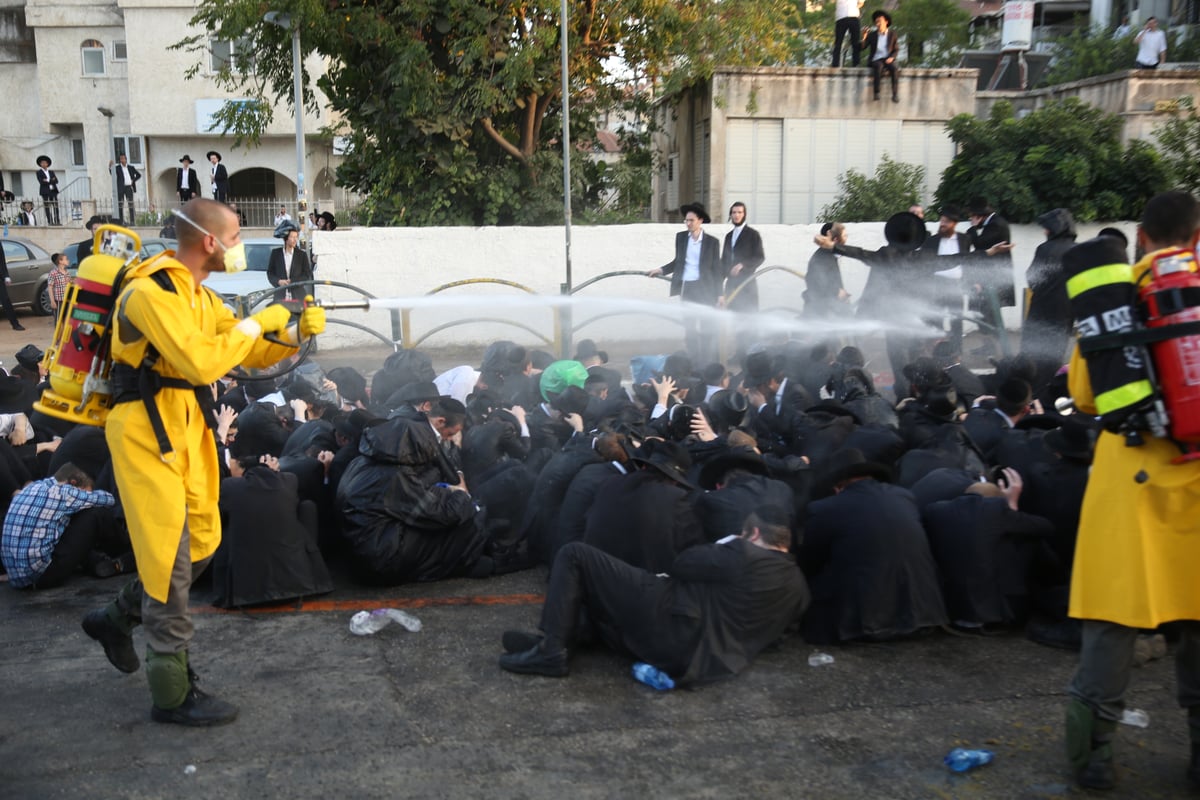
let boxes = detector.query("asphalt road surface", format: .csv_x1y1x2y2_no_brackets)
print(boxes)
1,560,1193,799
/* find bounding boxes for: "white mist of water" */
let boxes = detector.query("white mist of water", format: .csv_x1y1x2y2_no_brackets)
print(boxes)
339,292,955,341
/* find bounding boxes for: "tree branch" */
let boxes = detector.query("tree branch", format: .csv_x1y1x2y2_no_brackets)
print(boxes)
481,117,528,164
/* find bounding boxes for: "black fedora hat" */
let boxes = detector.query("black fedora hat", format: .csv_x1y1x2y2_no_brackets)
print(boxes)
872,9,892,24
967,196,991,217
395,381,442,404
680,202,711,224
179,154,193,164
573,338,608,364
741,350,778,388
36,154,52,167
698,447,769,490
936,204,964,222
633,440,695,489
824,447,892,486
1044,418,1095,462
206,151,222,161
706,388,749,429
883,211,927,252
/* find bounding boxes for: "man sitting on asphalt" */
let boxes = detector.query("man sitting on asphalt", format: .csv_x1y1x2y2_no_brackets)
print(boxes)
498,504,809,685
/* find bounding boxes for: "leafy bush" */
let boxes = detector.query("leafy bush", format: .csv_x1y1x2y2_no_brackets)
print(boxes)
821,154,925,222
1039,26,1134,86
935,98,1168,222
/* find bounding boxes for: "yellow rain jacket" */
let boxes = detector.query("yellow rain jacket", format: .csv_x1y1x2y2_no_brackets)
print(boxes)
106,256,293,602
1067,251,1200,628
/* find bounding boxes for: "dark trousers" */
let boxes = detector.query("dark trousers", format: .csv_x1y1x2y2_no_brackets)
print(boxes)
832,17,862,66
0,281,21,329
885,331,922,401
680,281,718,365
214,184,229,203
870,58,898,98
42,196,59,226
118,187,135,223
34,507,127,589
1070,619,1200,737
540,542,695,675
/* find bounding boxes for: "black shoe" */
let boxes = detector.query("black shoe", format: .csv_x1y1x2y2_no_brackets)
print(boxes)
1188,742,1200,789
872,93,879,101
11,323,24,331
502,630,543,654
499,644,568,677
1077,754,1116,790
90,552,136,579
892,95,899,103
1026,617,1082,651
151,685,238,727
81,608,139,673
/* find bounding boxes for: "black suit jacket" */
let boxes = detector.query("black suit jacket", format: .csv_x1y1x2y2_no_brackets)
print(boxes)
177,168,200,198
114,163,141,193
967,213,1016,307
267,247,314,301
583,469,702,574
37,168,58,199
722,225,765,311
661,230,724,302
863,28,900,62
801,479,947,643
211,163,230,192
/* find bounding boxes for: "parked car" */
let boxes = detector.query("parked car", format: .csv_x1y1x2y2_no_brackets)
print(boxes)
1,237,56,316
63,236,179,269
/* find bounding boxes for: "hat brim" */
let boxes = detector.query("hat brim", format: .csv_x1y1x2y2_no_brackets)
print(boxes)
206,151,222,161
828,461,892,486
698,450,769,490
632,457,696,489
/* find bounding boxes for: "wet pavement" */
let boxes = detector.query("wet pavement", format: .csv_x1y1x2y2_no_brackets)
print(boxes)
1,560,1194,799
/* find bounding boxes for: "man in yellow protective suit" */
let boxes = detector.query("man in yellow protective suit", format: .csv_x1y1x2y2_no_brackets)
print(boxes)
1065,190,1200,790
81,198,326,726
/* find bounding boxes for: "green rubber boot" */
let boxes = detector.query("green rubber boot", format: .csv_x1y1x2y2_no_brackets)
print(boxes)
1066,699,1116,790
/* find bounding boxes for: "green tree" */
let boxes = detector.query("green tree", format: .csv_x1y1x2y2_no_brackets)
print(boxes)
1152,98,1200,195
179,0,796,226
1039,25,1133,86
935,98,1169,222
895,0,972,68
821,154,925,221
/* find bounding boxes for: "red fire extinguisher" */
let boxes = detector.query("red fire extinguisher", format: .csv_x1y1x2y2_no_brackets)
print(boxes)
1138,248,1200,446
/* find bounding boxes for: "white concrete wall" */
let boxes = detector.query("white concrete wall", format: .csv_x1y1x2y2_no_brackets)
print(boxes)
311,220,1138,351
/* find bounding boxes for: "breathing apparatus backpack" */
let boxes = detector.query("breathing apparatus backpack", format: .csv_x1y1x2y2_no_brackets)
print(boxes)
34,224,154,427
1065,236,1200,461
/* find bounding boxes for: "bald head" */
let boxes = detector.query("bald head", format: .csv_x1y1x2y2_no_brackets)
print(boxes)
176,198,238,251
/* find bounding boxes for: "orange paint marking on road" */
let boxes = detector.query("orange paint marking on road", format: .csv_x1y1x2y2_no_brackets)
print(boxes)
193,593,545,615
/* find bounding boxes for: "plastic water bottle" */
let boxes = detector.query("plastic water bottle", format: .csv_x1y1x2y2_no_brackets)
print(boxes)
1120,708,1150,728
348,608,422,636
808,652,836,667
631,662,675,690
944,748,994,772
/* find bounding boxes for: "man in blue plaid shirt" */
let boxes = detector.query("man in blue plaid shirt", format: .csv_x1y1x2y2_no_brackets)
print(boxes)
1,463,121,589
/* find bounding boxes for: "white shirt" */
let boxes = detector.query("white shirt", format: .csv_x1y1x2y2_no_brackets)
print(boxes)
180,169,190,189
835,0,860,19
274,212,292,226
682,232,703,282
937,235,961,256
874,31,891,61
730,223,744,250
119,165,133,185
1136,28,1167,64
